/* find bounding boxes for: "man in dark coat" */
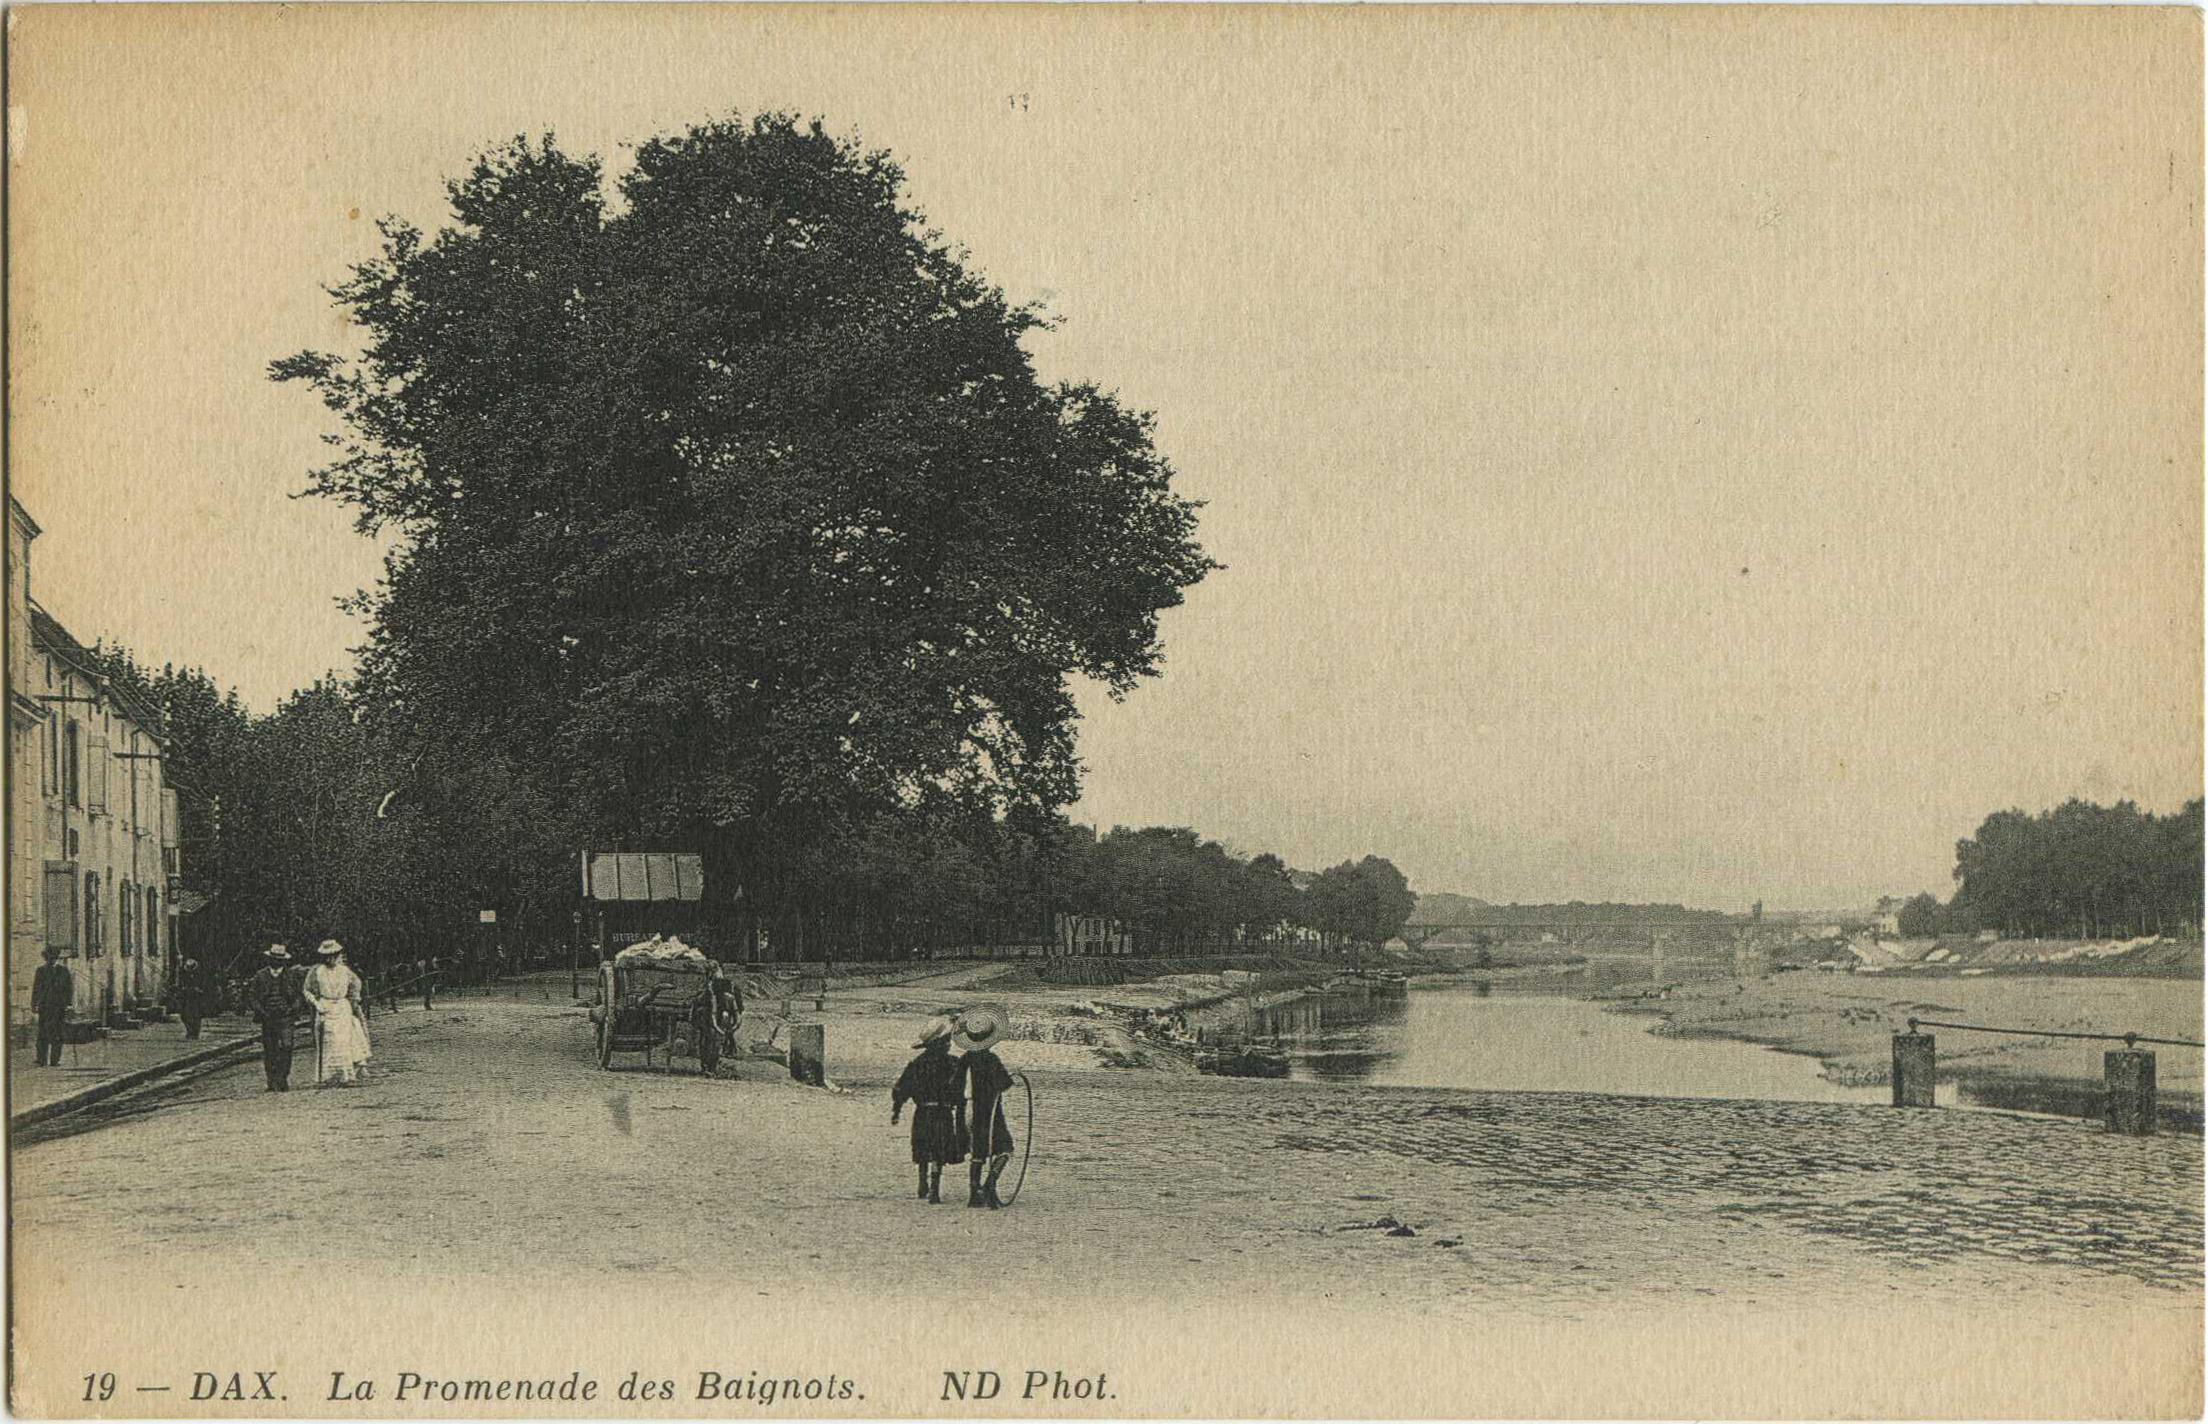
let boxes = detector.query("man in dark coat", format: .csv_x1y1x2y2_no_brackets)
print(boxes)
32,948,73,1066
173,957,206,1039
247,945,299,1091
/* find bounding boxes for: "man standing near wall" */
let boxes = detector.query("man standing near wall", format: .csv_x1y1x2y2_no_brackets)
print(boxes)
32,947,72,1066
248,945,297,1091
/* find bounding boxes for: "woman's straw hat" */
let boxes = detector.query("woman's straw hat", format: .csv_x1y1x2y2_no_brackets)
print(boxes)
953,1007,1008,1053
912,1016,957,1049
316,939,345,958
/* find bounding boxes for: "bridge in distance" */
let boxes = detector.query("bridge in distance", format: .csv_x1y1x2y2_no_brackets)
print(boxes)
1393,913,1830,952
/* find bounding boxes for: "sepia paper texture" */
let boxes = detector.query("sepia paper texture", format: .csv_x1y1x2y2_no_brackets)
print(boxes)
6,4,2202,1419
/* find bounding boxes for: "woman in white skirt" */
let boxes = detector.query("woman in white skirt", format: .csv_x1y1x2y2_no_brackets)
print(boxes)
306,939,373,1086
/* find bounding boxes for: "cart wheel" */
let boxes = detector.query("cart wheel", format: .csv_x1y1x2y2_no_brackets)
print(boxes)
700,1025,721,1074
599,1015,615,1068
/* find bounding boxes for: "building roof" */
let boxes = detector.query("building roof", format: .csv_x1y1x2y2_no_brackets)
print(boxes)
28,601,166,739
171,889,217,917
8,496,42,538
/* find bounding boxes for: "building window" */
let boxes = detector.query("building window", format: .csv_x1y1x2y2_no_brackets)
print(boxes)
119,880,134,956
145,887,160,960
63,720,80,807
84,871,101,954
86,733,108,814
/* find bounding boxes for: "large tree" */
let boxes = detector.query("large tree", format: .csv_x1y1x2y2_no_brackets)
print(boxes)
1309,855,1418,963
275,117,1214,920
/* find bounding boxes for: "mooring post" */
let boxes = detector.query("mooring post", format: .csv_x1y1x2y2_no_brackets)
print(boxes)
788,1022,826,1087
2105,1042,2157,1135
1892,1024,1936,1108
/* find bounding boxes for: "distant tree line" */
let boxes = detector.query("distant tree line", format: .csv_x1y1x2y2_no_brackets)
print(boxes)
1895,798,2204,940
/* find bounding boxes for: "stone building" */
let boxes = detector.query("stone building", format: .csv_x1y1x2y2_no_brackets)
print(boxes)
1053,913,1133,957
7,497,178,1025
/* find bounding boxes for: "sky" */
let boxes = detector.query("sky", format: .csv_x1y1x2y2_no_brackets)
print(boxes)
10,5,2202,910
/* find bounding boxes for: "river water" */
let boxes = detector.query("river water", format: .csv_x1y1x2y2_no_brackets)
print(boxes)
1255,980,1927,1106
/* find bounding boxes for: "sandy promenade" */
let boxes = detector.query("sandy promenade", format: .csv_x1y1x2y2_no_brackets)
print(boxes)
9,970,2202,1416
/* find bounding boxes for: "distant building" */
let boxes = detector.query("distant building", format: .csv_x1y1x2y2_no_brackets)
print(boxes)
1054,913,1133,957
8,497,178,1025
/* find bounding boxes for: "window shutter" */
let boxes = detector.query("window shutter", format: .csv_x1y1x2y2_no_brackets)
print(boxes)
84,872,101,954
162,790,180,850
43,862,76,951
86,734,110,814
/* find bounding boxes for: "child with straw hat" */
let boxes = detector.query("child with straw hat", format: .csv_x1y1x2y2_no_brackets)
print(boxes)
891,1016,967,1204
953,1007,1017,1209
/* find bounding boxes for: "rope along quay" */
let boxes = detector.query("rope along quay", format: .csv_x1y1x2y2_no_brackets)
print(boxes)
1906,1018,2206,1049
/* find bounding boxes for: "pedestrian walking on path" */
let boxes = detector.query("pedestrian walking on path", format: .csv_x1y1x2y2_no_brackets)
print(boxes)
891,1016,967,1204
32,948,72,1067
955,1008,1017,1210
173,957,207,1040
306,940,372,1087
248,945,298,1091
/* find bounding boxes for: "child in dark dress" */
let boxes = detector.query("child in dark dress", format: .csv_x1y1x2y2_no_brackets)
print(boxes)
953,1008,1017,1209
891,1017,966,1203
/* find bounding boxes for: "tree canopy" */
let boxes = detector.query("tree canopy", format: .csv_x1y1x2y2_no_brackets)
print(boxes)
274,115,1215,922
1308,855,1419,951
1947,798,2203,939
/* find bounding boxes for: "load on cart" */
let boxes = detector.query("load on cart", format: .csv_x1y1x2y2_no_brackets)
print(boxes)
590,936,742,1072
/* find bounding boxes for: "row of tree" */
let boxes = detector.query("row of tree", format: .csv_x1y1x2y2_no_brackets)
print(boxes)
1895,798,2204,940
105,645,1418,967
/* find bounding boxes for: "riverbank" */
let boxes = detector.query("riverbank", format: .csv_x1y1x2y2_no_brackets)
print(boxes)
1595,967,2206,1129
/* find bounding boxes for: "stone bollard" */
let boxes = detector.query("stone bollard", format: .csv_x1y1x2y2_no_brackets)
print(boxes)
788,1022,826,1087
1892,1031,1936,1108
2105,1048,2157,1135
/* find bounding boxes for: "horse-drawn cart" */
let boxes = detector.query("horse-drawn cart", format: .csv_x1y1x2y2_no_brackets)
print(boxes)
589,953,737,1073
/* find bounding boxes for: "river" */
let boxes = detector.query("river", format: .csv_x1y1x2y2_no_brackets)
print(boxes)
1252,979,1958,1106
